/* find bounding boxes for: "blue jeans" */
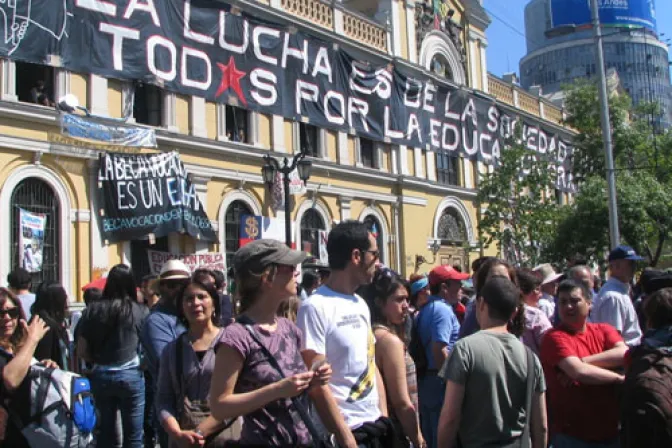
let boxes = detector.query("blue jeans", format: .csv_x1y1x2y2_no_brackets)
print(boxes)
90,368,145,448
418,373,446,448
551,433,619,448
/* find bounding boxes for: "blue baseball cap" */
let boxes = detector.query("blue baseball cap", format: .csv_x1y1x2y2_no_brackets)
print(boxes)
608,245,643,262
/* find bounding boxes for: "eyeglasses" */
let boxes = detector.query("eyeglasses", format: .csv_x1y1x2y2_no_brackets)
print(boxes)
162,280,186,290
364,250,380,260
0,308,20,319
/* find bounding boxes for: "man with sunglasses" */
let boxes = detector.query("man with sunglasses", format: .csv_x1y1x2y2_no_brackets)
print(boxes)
416,264,468,448
140,260,190,448
298,221,390,448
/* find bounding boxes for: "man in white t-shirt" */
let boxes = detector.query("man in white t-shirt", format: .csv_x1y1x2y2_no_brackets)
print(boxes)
297,221,387,448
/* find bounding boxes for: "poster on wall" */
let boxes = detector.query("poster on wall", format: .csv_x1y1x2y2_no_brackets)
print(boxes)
98,151,216,243
147,250,225,275
18,209,47,273
239,215,294,247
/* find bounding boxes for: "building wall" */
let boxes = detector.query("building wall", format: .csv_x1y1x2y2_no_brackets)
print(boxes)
0,0,569,304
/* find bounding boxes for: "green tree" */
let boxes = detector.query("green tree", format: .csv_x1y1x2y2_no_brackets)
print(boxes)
545,172,672,267
477,142,561,268
549,80,672,267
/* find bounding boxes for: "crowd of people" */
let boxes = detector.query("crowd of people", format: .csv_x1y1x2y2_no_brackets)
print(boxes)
0,220,670,448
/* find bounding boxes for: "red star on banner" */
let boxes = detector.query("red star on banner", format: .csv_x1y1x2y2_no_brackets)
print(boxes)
215,56,248,106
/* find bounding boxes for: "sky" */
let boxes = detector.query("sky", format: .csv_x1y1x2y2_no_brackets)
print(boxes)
483,0,672,78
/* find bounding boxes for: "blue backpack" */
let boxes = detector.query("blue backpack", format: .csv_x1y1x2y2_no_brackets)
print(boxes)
13,364,96,447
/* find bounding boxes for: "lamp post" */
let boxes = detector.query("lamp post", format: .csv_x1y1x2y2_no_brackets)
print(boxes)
545,2,621,249
589,0,620,249
261,152,312,247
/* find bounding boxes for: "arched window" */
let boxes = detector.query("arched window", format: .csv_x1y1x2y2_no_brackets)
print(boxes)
431,54,453,80
10,178,60,286
225,200,253,270
300,209,325,257
437,208,466,244
363,215,385,263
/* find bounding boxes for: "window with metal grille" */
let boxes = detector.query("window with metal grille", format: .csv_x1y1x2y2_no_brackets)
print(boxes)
300,123,319,157
130,236,169,284
436,152,461,186
300,209,325,258
10,178,60,288
225,201,253,270
360,138,375,168
133,83,163,126
15,62,56,106
437,208,466,244
226,106,249,143
363,216,384,264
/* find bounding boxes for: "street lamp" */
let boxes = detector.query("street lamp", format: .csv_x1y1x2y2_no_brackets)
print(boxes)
544,0,621,249
261,152,312,247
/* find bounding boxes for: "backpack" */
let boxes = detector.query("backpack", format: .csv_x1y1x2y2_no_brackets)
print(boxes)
11,364,96,448
408,310,428,377
621,346,672,447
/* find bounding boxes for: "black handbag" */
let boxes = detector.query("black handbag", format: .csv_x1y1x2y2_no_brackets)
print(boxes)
238,316,335,448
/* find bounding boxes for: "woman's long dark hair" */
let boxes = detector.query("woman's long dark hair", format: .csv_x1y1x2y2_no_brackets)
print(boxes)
362,268,410,345
32,281,68,324
90,264,138,327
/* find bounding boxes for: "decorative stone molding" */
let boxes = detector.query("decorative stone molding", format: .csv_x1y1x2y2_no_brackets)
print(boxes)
418,31,467,85
433,196,476,245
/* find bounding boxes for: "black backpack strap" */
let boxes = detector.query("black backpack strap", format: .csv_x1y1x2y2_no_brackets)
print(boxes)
521,347,536,448
238,317,330,447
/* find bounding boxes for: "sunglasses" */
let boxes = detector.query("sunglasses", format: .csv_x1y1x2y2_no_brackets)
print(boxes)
364,249,380,260
0,307,20,319
162,280,187,290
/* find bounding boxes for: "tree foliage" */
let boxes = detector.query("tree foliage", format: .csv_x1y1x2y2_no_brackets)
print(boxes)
477,141,560,268
549,81,672,266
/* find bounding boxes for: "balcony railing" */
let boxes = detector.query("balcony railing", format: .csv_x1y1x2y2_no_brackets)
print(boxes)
272,0,388,53
488,75,565,126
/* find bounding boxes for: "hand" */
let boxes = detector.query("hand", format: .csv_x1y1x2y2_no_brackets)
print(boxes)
39,359,59,369
22,316,49,345
310,362,332,387
276,371,314,399
174,429,204,448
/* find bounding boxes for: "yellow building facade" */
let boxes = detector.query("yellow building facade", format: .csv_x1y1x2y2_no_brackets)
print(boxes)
0,0,571,302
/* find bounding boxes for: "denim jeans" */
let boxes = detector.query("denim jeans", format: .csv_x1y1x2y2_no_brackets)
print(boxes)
551,433,619,448
90,368,145,448
418,373,446,448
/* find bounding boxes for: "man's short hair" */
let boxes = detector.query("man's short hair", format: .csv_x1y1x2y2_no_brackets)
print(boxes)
557,279,592,302
471,256,496,274
480,276,520,322
516,268,541,295
644,288,672,329
567,265,591,288
327,221,371,270
7,268,32,290
141,274,157,285
212,270,226,290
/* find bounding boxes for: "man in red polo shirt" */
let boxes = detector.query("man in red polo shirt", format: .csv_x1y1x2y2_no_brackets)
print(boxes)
540,279,627,448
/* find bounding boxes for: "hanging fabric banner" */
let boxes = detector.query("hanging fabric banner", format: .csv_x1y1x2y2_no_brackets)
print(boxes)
97,151,216,242
1,0,575,192
18,209,47,273
60,114,157,148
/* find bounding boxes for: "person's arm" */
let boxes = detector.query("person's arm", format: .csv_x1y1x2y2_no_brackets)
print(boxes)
557,356,625,384
141,314,174,373
210,343,313,420
581,341,627,369
376,335,423,448
156,345,189,443
3,318,49,392
302,350,357,448
437,380,465,448
431,341,449,370
530,391,548,448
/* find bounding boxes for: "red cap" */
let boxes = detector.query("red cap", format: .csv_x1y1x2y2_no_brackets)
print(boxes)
428,265,470,286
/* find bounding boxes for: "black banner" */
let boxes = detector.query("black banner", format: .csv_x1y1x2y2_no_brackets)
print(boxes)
98,152,216,242
1,0,575,192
